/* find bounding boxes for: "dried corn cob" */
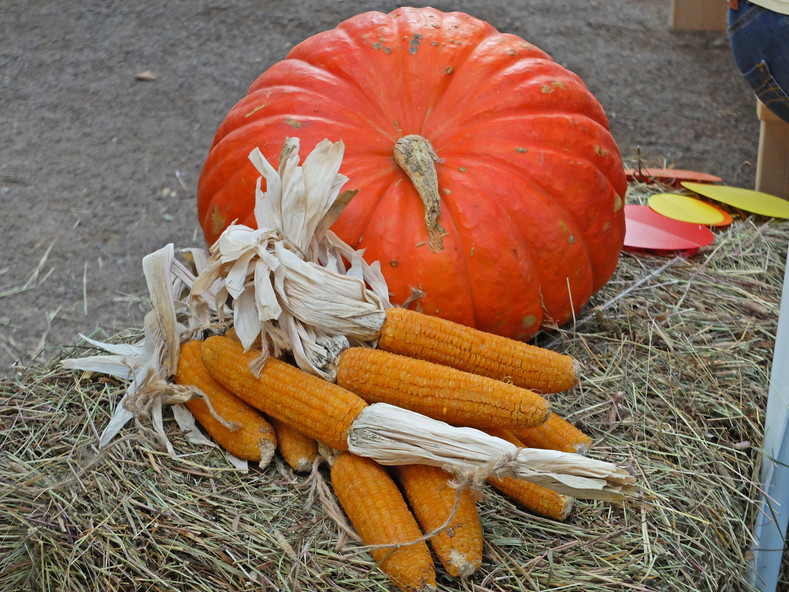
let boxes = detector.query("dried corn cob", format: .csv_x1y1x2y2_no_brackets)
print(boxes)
336,347,550,430
269,416,319,472
393,464,483,578
377,307,579,394
511,413,592,454
484,428,574,519
485,427,574,520
200,336,368,451
488,473,574,520
331,453,437,592
175,340,277,463
223,326,241,342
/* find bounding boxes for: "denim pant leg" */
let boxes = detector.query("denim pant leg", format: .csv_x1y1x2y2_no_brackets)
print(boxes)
728,2,789,123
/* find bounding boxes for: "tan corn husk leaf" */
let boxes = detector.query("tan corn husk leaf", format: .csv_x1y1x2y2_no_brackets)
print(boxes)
190,137,391,380
62,244,225,453
348,403,636,501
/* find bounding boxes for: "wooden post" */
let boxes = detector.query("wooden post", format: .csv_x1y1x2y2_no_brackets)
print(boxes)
669,0,727,31
756,101,789,199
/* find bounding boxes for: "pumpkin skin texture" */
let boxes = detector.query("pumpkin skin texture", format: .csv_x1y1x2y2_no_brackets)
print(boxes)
197,7,627,340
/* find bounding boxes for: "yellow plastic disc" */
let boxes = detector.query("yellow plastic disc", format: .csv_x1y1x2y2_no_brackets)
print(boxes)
682,182,789,219
648,193,725,225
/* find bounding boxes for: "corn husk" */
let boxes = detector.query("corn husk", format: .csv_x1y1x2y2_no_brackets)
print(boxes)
190,138,391,380
349,403,636,501
60,244,236,460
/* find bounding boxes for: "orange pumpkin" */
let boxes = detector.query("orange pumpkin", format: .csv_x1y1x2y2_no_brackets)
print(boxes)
197,7,626,340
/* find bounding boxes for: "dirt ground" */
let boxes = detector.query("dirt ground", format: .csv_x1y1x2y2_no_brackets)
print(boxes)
0,0,760,376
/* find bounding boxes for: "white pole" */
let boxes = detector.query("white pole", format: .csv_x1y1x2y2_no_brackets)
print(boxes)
750,248,789,591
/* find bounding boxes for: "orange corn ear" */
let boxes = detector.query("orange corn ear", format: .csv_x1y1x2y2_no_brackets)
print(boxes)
485,428,573,520
511,412,592,454
175,340,277,464
393,464,483,578
269,416,319,473
331,453,437,592
200,336,368,451
378,307,579,394
487,474,574,521
224,326,241,343
336,347,550,429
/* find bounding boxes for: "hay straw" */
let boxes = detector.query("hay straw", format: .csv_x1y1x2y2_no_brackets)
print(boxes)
2,183,786,590
0,242,55,300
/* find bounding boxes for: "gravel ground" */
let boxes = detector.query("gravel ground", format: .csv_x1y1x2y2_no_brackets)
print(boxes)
0,0,759,375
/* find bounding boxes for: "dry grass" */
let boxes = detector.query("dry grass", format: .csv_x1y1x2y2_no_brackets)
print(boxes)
2,185,787,591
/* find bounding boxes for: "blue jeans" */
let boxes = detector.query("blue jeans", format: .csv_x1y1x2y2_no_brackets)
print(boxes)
728,1,789,123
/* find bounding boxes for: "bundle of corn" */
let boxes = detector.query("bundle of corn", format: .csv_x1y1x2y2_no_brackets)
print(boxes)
62,138,635,592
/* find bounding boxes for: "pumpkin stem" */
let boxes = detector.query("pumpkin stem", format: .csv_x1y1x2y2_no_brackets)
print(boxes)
393,135,446,252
